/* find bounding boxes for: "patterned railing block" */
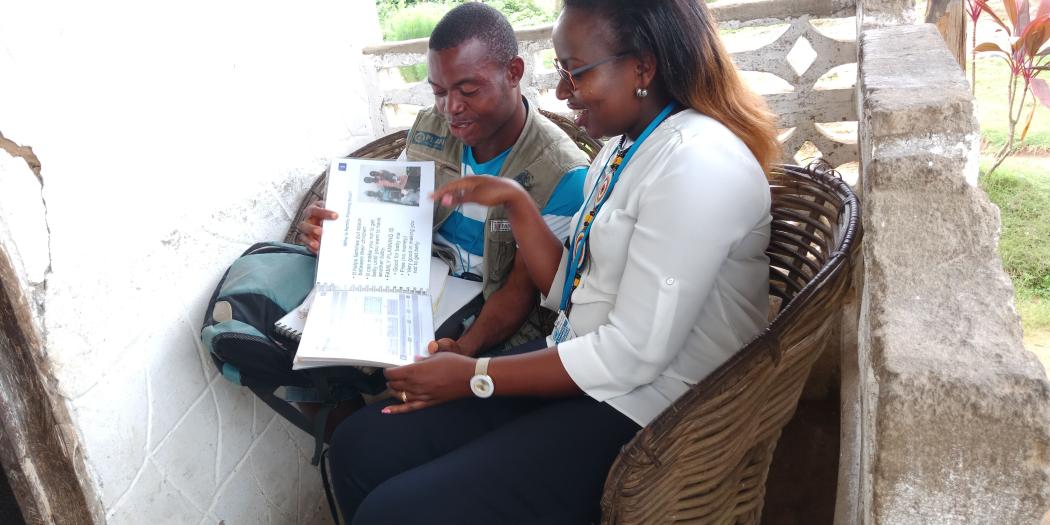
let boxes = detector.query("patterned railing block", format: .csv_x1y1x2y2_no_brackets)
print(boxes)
363,0,858,166
732,15,858,165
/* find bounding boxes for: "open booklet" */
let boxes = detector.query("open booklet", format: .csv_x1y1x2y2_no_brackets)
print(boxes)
291,158,438,369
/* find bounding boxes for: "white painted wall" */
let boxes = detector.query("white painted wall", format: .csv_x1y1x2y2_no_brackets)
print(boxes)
0,1,382,522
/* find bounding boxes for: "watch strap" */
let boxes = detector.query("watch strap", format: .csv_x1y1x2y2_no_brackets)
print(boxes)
475,357,490,376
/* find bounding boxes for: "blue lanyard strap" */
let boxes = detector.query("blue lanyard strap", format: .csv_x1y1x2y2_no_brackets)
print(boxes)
558,102,676,312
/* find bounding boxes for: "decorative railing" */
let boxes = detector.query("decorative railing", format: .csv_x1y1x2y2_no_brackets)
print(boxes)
362,0,858,166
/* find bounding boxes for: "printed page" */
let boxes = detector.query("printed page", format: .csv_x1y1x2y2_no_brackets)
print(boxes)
293,288,434,369
315,158,435,292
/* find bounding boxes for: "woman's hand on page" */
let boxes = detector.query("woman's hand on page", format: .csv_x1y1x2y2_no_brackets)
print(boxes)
382,352,474,414
297,199,338,254
432,176,532,211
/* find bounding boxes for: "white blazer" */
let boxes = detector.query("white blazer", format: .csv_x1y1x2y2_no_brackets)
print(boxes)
542,109,772,426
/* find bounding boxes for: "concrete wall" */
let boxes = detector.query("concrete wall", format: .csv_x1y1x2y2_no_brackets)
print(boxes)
839,23,1050,524
0,1,381,522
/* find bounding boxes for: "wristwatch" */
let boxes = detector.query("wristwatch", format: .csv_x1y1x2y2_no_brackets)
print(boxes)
469,357,494,398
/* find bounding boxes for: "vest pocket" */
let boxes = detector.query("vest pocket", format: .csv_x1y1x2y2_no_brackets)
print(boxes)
486,228,517,284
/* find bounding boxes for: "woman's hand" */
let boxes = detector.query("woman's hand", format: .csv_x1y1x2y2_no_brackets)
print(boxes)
431,176,531,210
296,199,338,254
383,352,476,414
433,176,564,295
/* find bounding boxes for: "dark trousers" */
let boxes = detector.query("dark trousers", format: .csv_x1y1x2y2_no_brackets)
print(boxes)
327,341,641,525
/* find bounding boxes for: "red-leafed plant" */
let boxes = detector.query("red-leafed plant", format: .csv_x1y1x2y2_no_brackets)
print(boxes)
967,0,986,92
971,0,1050,174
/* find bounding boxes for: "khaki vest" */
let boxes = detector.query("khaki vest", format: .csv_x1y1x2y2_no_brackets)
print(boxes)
405,100,590,300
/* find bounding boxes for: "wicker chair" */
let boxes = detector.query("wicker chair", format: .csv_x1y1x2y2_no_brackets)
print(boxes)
600,164,861,524
286,118,862,524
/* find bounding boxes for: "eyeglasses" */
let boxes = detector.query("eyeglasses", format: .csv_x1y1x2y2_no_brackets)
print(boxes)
554,52,632,92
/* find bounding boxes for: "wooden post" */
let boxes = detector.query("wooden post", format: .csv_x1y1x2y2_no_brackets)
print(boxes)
0,248,105,525
926,0,967,68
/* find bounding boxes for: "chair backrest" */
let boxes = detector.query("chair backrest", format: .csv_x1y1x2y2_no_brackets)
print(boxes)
599,163,862,524
284,110,602,245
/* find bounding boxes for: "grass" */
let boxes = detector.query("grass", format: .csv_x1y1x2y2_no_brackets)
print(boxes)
979,157,1050,330
978,155,1050,346
973,50,1050,359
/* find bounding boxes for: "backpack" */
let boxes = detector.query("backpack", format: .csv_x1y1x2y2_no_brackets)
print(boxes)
201,242,317,388
200,241,382,466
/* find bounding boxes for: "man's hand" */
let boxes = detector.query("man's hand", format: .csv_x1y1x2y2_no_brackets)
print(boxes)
296,199,338,254
426,338,476,357
383,352,475,414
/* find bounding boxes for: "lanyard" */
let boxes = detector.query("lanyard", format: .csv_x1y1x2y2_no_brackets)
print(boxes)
559,103,676,312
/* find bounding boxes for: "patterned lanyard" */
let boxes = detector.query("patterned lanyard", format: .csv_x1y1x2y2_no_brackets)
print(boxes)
559,103,676,313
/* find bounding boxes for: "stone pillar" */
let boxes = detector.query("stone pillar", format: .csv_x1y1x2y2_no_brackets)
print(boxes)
841,23,1050,524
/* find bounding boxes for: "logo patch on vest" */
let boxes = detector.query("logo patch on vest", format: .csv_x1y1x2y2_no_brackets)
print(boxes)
490,220,512,233
412,131,448,151
513,171,534,191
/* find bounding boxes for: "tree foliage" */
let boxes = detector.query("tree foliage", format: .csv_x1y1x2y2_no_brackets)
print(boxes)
376,0,557,82
377,0,555,36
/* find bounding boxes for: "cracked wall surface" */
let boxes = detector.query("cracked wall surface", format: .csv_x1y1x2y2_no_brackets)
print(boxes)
0,134,104,524
0,1,381,523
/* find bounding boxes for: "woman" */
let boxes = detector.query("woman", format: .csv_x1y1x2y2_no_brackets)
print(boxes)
327,1,779,523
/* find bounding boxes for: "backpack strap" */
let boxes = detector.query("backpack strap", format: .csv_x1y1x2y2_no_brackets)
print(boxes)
248,386,314,435
320,447,343,525
305,369,350,465
311,403,335,465
248,381,332,466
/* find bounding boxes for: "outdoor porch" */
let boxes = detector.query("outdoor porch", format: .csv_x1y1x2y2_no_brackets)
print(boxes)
0,0,1047,523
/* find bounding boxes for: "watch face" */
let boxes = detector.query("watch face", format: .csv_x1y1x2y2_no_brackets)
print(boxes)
470,375,494,398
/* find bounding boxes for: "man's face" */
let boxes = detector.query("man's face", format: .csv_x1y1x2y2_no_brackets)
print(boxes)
427,38,520,147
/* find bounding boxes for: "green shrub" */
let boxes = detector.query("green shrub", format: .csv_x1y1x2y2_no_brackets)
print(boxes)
384,2,455,41
485,0,554,26
378,0,558,82
382,2,458,82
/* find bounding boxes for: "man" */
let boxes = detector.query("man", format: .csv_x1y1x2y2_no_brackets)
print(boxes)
293,2,590,426
365,168,421,192
365,188,418,206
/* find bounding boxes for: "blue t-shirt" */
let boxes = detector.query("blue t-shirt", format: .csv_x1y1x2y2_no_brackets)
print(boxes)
435,145,587,277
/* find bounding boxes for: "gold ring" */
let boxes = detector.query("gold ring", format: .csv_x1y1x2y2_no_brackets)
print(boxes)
400,391,408,403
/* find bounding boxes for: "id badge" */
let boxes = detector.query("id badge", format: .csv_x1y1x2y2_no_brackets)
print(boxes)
547,311,578,346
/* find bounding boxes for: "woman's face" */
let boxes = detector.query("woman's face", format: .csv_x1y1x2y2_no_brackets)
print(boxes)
552,7,644,139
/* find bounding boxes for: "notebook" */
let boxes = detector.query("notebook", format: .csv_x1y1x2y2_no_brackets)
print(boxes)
275,257,451,342
290,158,438,369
